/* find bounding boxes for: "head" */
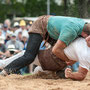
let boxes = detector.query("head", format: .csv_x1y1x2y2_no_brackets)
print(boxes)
11,34,16,42
26,21,33,31
7,45,16,55
22,36,28,44
22,33,28,43
81,23,90,38
18,31,22,41
20,20,26,30
13,22,20,30
4,19,11,28
26,24,31,31
3,24,8,31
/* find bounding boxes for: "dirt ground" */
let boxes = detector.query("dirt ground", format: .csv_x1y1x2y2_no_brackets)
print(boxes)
0,71,90,90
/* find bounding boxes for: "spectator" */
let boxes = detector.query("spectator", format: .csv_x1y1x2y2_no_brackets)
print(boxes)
19,20,29,38
22,32,29,50
2,24,11,39
6,44,21,74
4,19,11,30
20,33,29,75
0,36,6,59
6,33,23,53
7,45,17,57
13,22,20,29
17,31,22,42
14,22,21,38
4,34,12,44
19,33,29,75
26,21,33,31
0,29,5,40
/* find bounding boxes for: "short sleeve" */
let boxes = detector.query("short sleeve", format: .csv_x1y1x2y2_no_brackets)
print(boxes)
79,60,89,71
59,29,77,46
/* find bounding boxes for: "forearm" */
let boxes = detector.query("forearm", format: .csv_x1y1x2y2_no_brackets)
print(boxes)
52,48,70,62
65,67,88,81
67,72,86,81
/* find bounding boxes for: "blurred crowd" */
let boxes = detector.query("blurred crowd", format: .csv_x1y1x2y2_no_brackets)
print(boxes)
0,19,34,74
0,19,52,75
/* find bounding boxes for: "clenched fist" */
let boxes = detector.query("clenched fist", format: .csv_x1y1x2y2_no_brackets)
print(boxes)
65,68,72,78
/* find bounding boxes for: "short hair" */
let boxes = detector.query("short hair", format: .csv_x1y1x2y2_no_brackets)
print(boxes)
83,24,90,35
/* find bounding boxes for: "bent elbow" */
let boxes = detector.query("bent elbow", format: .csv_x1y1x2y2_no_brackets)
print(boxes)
80,76,86,81
52,47,57,55
77,76,86,81
52,47,63,54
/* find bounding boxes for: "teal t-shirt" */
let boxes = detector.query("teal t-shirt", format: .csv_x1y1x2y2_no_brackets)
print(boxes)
47,16,85,46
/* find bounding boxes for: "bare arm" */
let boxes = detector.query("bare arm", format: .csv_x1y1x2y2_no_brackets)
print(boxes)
85,35,90,47
52,39,70,62
65,66,88,81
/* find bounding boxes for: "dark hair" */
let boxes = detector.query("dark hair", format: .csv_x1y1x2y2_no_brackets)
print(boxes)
83,24,90,35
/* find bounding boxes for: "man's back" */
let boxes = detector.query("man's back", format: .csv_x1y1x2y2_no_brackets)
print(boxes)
47,16,85,45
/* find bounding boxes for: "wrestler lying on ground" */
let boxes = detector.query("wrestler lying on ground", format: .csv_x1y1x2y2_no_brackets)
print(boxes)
0,37,90,81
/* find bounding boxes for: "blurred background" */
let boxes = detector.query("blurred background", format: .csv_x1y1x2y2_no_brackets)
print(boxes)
0,0,89,74
0,0,90,22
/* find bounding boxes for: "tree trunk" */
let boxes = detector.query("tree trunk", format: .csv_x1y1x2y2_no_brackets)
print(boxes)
64,0,68,15
78,0,88,18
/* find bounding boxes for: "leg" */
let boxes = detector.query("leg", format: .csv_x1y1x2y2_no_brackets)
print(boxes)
0,50,25,69
33,66,44,74
3,33,43,74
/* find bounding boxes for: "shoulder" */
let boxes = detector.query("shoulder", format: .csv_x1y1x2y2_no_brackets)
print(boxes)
6,40,11,44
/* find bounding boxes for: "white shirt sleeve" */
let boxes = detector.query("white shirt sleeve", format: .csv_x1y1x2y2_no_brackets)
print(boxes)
79,60,89,71
64,39,79,61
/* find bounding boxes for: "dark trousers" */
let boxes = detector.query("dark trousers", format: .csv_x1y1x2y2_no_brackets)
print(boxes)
4,33,43,74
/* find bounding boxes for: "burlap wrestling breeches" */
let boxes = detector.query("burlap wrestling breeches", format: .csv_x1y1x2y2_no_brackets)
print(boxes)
38,48,67,71
29,15,51,38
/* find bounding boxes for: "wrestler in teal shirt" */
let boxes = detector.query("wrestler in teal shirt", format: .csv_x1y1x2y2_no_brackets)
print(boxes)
47,16,85,46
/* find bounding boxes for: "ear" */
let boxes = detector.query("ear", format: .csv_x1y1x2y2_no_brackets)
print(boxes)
81,31,88,38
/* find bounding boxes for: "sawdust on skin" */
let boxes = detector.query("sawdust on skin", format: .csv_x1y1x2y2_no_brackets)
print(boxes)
0,71,90,90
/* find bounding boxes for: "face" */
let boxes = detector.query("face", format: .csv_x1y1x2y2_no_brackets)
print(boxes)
18,32,22,40
13,27,17,31
3,27,8,31
22,37,28,43
81,31,89,38
11,36,16,41
26,25,31,31
21,26,25,30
